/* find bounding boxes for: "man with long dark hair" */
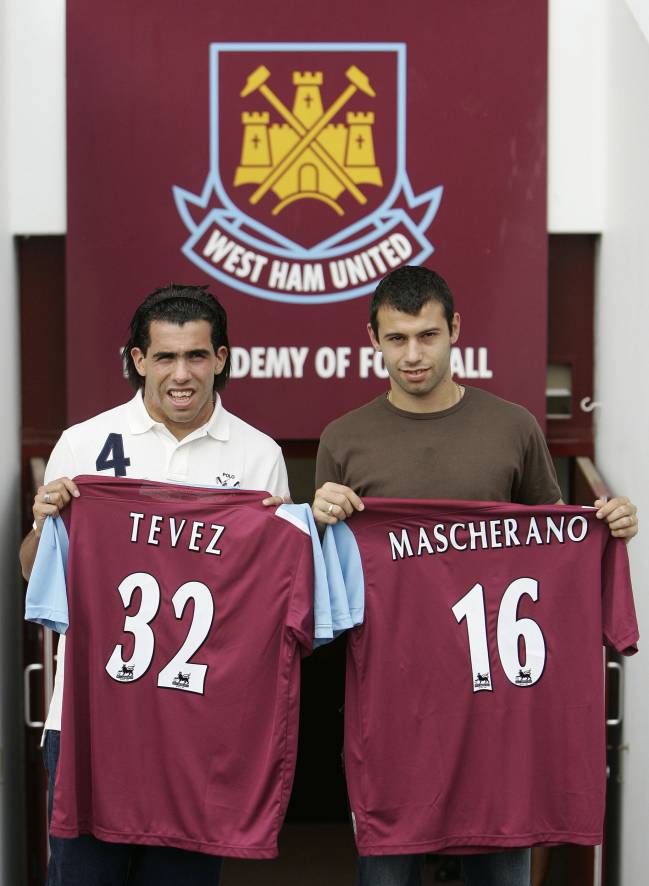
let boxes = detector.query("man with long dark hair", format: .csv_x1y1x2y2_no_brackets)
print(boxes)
20,283,289,886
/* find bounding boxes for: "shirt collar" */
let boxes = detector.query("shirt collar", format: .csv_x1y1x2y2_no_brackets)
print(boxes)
126,391,157,434
205,394,230,441
126,390,230,441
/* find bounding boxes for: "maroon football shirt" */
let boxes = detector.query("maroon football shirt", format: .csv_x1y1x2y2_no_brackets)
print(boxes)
50,477,316,857
331,499,639,855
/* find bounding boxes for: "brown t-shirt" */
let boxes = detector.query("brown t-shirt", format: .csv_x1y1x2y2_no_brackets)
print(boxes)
315,386,561,504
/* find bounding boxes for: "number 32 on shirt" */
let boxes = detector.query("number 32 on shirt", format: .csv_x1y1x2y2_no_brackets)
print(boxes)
105,572,214,695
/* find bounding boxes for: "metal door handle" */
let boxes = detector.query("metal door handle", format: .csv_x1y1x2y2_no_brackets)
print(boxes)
24,662,44,728
606,660,624,727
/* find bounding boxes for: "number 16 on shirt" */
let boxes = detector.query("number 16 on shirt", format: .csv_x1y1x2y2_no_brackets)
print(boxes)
452,577,547,692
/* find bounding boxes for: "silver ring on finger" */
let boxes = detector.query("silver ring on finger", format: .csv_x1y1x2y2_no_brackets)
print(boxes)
43,492,51,504
327,503,334,515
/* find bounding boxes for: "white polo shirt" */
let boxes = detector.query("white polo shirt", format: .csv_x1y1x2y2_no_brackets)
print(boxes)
42,391,290,732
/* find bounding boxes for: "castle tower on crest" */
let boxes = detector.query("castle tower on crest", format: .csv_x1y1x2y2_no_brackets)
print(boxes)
292,71,324,129
345,112,378,168
239,112,272,168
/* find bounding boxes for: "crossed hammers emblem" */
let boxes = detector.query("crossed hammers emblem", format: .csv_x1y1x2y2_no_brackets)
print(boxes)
239,64,377,207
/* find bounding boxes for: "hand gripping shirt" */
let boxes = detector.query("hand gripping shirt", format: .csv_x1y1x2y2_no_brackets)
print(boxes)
26,476,341,858
324,499,639,856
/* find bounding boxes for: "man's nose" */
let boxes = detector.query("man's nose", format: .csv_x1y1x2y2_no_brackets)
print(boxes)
404,339,422,364
172,358,191,382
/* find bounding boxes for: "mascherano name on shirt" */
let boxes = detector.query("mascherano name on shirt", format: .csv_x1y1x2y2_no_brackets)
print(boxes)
388,513,590,561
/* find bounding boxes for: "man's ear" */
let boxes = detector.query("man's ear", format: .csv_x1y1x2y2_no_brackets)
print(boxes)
450,312,461,345
214,346,228,377
367,323,381,351
131,348,147,377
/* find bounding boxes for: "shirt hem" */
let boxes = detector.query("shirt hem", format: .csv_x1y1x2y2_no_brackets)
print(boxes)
356,831,602,855
48,824,278,858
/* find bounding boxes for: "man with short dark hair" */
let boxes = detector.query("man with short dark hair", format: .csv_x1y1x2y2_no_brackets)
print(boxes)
312,265,638,886
20,283,289,886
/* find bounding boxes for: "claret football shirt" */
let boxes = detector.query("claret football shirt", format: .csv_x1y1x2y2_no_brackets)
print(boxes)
26,476,342,858
324,498,639,856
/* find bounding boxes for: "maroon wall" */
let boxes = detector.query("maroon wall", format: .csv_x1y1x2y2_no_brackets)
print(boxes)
67,0,548,437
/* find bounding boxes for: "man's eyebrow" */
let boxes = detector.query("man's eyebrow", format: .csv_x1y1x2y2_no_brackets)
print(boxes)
151,348,212,359
383,326,441,336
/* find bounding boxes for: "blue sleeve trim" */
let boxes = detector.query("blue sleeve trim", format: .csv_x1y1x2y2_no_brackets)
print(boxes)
318,522,365,647
25,517,70,634
278,504,337,645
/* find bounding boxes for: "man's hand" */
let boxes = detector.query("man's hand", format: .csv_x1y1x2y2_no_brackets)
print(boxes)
33,477,80,537
20,477,80,580
312,482,364,525
594,496,638,542
262,494,291,507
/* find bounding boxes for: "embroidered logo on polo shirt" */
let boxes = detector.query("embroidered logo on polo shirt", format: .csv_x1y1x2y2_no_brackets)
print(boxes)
215,472,241,488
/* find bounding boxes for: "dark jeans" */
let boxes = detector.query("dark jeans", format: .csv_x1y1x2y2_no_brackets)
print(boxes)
42,730,223,886
357,849,531,886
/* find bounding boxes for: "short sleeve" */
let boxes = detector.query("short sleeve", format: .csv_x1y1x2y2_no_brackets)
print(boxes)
315,433,343,491
277,503,335,648
514,418,562,505
44,432,78,485
277,502,331,653
264,447,291,500
25,516,70,633
285,538,316,654
321,522,365,638
602,536,639,656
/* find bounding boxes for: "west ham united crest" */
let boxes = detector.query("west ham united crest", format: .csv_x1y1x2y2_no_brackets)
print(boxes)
174,43,443,304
